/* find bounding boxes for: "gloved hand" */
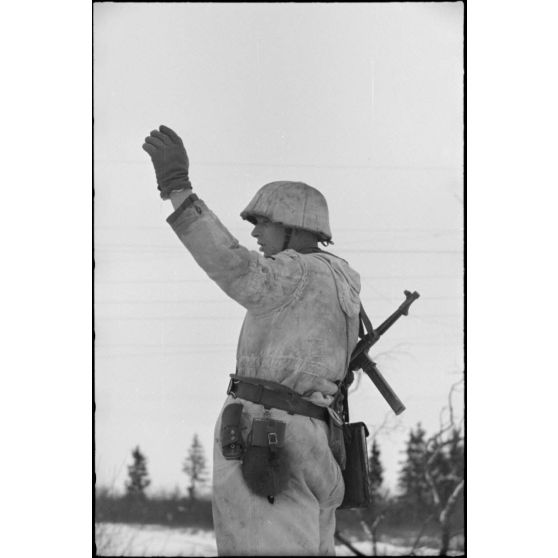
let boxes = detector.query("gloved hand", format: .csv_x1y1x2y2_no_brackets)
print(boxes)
142,125,192,199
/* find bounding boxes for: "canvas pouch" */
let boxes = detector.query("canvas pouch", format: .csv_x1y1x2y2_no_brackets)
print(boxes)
241,416,289,502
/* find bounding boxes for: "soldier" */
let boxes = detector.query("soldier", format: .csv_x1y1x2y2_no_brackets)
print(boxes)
143,125,362,556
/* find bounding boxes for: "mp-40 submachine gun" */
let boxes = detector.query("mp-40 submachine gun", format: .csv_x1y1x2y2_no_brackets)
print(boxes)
339,289,420,420
336,290,420,509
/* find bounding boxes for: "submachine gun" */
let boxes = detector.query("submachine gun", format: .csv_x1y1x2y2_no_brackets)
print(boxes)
337,289,420,509
339,289,420,420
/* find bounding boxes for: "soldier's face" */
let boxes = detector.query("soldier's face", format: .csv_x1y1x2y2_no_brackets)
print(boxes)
251,216,286,257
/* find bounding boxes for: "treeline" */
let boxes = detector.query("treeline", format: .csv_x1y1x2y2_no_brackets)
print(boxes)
96,434,212,527
96,417,464,553
95,488,213,529
338,421,464,555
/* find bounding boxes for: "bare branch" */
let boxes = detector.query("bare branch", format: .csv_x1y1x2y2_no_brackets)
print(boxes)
358,510,373,541
447,375,465,427
367,411,404,442
374,346,413,362
424,463,441,508
409,513,435,556
426,436,460,459
369,411,391,440
334,531,366,557
436,374,465,434
426,422,455,453
371,514,384,532
415,377,465,555
440,480,465,526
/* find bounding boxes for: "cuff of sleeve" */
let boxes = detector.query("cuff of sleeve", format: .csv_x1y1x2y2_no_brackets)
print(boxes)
159,179,193,200
166,193,201,227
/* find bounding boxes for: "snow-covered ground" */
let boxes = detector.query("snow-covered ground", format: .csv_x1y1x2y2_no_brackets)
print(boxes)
95,522,463,556
96,523,216,556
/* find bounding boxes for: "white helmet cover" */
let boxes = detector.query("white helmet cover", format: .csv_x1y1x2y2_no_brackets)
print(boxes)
240,181,332,242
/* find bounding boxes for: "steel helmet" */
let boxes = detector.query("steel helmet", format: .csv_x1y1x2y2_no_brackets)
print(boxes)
240,181,333,243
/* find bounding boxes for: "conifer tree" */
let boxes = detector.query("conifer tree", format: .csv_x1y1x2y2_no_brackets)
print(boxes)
423,426,465,555
364,437,386,555
182,434,207,499
398,423,432,520
368,438,384,508
125,445,151,498
427,428,464,504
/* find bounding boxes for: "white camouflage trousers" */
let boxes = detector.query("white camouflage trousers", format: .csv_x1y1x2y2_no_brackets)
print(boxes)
212,396,345,556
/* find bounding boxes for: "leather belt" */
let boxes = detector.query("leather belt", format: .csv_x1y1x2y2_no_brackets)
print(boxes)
227,377,328,422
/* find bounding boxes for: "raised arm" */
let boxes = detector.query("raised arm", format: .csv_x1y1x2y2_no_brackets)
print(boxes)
142,125,305,312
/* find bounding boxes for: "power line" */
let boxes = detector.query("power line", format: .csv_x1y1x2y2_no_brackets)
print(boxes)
96,158,458,171
96,335,460,350
94,273,461,285
97,353,227,359
95,248,462,256
96,315,243,321
97,343,235,349
96,313,461,321
339,249,461,254
96,344,460,359
95,340,462,359
95,225,462,233
95,295,461,304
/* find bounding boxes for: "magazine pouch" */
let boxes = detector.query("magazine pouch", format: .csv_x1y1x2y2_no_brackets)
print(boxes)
220,402,245,460
241,416,289,503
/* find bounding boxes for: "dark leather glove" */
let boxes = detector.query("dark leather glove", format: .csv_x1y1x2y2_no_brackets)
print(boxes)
142,125,192,199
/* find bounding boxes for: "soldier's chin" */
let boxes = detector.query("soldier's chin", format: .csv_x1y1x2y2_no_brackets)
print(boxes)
261,246,274,257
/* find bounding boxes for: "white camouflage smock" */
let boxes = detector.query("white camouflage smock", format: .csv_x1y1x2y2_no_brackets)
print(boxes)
167,194,361,556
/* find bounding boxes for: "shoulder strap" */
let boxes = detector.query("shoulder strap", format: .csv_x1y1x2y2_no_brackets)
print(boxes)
358,303,374,339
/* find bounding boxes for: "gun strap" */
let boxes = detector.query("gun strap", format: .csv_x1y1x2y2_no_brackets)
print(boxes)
358,303,375,339
336,303,376,424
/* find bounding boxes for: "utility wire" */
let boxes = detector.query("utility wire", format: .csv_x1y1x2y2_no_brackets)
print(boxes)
95,295,461,304
96,158,457,171
94,273,461,284
96,313,460,321
96,225,462,233
95,248,462,256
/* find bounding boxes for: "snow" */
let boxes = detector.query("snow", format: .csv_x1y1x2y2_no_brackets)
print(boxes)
95,522,464,556
95,523,217,557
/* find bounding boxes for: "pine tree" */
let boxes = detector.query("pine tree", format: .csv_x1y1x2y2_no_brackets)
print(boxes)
423,427,465,555
368,439,384,509
428,428,464,504
398,423,432,521
399,423,464,554
182,434,207,499
365,438,386,555
125,446,151,498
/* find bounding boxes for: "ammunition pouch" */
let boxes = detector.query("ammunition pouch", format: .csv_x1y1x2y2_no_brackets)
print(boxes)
220,403,245,460
241,416,289,503
339,422,371,509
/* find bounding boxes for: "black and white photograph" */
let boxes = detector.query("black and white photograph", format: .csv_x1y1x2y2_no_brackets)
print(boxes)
93,2,464,555
11,1,558,557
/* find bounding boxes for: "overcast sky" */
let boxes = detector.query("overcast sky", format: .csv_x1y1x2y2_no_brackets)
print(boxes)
94,2,464,495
